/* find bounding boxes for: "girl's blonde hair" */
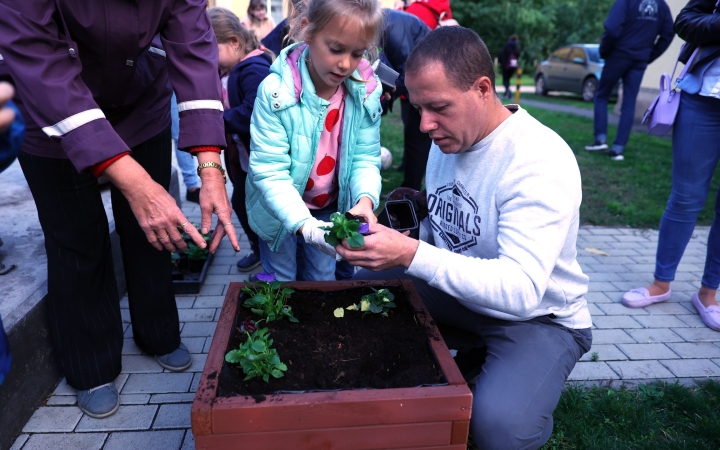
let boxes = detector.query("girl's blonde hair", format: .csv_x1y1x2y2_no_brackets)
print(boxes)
290,0,383,59
208,7,274,59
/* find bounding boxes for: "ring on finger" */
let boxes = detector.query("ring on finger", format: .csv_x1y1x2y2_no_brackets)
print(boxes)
180,221,190,229
157,234,169,241
224,222,234,227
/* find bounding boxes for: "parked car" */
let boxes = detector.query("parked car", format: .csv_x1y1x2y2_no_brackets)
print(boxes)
533,44,619,101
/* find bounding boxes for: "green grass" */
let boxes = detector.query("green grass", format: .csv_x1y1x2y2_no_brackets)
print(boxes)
494,68,535,87
542,382,720,449
379,104,720,229
518,93,615,111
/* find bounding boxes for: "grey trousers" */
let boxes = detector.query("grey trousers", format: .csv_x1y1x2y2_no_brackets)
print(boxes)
354,267,592,450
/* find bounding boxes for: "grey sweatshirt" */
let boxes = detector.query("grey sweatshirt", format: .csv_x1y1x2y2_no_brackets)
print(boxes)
407,106,592,329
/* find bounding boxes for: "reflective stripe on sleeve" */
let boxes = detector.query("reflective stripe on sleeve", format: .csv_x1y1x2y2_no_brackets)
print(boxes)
41,109,106,137
148,47,166,57
177,100,224,113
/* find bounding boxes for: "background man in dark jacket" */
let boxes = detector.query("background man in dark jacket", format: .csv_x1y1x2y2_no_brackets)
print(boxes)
381,8,431,191
585,0,674,160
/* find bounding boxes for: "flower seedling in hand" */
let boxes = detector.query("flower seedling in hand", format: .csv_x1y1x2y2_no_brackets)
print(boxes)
320,212,367,249
225,327,287,382
242,272,298,323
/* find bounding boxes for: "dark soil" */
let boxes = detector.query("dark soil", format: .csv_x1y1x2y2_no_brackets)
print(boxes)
217,286,445,397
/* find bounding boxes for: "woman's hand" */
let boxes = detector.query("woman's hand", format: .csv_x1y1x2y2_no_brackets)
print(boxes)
0,83,16,134
105,155,207,253
347,196,377,225
196,152,240,253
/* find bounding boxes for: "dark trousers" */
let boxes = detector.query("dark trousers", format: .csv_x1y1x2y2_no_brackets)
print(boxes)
230,169,259,255
355,267,591,450
18,127,180,390
593,57,645,153
502,68,516,96
400,99,432,191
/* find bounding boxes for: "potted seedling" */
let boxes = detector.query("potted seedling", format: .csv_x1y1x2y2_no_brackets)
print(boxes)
321,212,370,248
192,280,472,449
171,225,214,294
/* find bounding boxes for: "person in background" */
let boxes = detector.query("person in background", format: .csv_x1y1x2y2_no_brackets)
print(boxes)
210,7,273,273
585,0,673,160
403,0,453,30
341,27,592,449
380,9,431,192
262,0,305,56
243,0,277,41
246,0,383,282
0,0,239,418
171,93,201,203
498,34,520,99
621,0,720,331
0,81,26,386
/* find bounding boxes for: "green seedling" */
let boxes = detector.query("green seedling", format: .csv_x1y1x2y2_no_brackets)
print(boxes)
351,288,396,316
185,243,209,261
242,272,298,323
320,212,366,248
225,327,287,382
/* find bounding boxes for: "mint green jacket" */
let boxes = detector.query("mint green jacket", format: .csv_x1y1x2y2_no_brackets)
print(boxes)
246,43,383,251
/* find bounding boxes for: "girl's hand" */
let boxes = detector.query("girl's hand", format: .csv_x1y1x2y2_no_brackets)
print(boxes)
348,197,377,225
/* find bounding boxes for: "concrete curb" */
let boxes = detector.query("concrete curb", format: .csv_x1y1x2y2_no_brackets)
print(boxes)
0,168,180,449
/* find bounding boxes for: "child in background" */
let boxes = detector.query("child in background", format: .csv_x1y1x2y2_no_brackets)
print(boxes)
209,7,274,272
246,0,384,281
242,0,276,41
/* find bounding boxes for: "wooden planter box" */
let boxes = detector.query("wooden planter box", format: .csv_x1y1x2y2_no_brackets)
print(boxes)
191,280,472,450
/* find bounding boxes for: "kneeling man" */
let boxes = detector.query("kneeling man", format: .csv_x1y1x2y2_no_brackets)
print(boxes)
338,27,592,450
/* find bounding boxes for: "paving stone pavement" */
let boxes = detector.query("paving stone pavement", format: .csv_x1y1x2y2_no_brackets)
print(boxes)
11,212,720,448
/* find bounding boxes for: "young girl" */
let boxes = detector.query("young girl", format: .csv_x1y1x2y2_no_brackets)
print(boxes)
209,7,274,272
242,0,276,41
246,0,384,281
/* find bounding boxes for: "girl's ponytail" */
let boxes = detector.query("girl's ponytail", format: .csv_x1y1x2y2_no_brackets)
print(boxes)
209,7,276,60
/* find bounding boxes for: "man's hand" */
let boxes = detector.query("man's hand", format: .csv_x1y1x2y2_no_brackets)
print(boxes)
0,83,16,134
336,222,419,271
196,152,240,253
347,196,377,225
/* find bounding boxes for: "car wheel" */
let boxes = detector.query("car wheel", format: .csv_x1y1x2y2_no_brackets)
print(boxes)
582,77,597,102
535,75,548,96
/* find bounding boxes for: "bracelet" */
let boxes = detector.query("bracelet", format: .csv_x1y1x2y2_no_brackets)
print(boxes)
196,161,227,184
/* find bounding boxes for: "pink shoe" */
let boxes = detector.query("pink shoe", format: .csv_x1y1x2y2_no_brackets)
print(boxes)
621,287,672,308
691,293,720,331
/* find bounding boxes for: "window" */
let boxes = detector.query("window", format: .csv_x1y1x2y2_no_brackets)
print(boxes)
569,47,587,64
549,47,571,63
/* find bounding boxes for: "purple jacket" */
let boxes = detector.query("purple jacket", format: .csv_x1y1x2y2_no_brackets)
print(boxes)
0,0,226,172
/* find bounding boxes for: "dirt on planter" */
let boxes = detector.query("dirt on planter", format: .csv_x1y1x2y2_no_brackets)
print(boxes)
218,286,445,397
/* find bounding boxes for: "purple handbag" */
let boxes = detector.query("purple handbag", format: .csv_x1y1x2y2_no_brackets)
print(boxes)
642,47,698,136
643,0,719,136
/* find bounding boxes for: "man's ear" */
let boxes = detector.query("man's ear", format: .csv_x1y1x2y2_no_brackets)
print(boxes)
473,76,494,99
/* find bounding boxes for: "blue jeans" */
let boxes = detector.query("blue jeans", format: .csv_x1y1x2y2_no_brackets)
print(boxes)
354,266,591,450
655,92,720,289
594,57,645,154
171,93,199,190
258,203,337,281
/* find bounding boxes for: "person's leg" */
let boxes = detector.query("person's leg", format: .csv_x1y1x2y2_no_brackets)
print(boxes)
258,233,298,281
502,70,511,97
655,93,720,287
400,99,433,191
111,127,181,357
171,93,200,197
470,317,590,450
611,64,645,155
335,259,355,280
18,152,123,391
591,59,625,145
231,169,261,271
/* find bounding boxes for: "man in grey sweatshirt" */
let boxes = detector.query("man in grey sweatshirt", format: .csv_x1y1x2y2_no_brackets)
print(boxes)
338,27,592,450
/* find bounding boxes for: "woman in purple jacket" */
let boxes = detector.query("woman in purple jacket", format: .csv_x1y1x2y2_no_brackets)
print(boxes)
0,0,240,418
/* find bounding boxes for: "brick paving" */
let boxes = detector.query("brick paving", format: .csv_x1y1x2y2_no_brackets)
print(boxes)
10,205,720,448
